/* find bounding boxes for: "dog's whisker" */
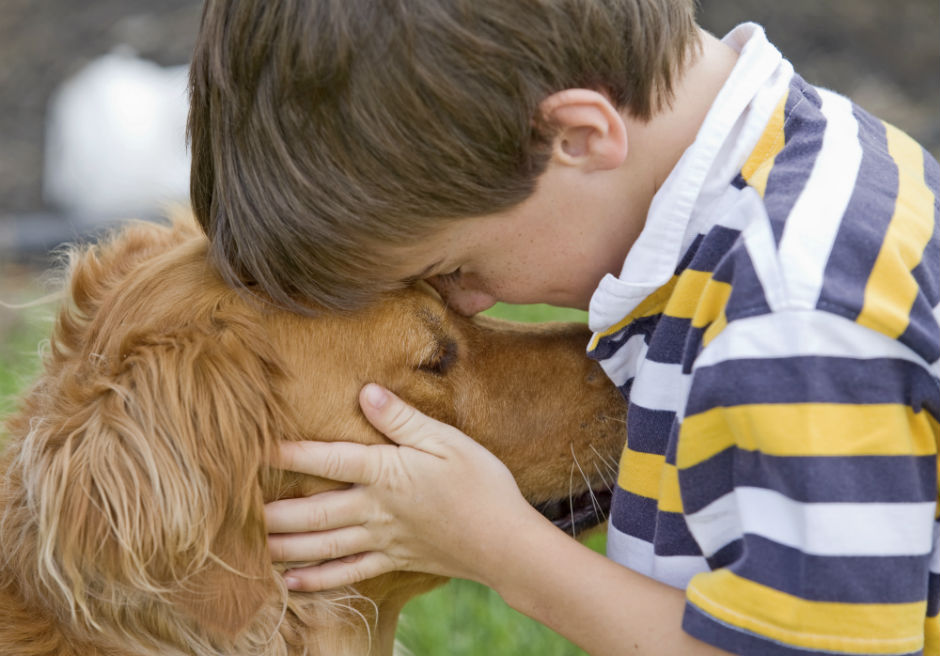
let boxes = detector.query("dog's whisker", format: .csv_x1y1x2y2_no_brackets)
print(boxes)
568,459,577,539
598,412,627,426
589,444,619,480
592,460,614,494
571,445,604,523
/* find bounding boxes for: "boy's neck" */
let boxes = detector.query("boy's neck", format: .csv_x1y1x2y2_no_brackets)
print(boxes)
626,28,741,193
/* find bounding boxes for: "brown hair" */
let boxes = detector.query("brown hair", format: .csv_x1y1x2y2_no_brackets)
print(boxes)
188,0,700,313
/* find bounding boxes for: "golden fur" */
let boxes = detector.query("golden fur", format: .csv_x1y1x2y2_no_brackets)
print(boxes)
0,216,626,655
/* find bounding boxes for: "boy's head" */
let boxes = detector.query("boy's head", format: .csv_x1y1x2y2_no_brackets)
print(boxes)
188,0,699,313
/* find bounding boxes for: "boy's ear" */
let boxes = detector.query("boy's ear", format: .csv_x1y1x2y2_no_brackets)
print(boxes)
538,89,628,171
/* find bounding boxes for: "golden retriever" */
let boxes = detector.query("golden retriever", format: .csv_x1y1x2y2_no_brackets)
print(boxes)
0,216,626,656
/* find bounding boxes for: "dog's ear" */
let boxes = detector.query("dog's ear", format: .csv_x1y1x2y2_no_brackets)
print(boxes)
23,322,288,641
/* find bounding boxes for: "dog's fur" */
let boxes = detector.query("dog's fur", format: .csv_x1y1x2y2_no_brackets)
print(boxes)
0,216,626,655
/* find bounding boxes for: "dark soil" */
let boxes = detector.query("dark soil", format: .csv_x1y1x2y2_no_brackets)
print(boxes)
0,1,937,230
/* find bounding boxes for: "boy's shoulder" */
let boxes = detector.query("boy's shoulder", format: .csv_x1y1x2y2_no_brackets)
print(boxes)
711,74,940,362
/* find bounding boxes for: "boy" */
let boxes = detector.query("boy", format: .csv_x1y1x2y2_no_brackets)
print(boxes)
188,1,939,654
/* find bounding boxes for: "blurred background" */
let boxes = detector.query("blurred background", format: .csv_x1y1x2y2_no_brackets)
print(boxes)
0,1,938,654
0,0,937,260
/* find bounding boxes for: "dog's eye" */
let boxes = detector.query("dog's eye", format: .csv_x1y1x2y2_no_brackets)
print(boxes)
419,338,457,376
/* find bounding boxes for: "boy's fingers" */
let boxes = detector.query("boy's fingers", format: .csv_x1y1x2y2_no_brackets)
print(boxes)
283,552,397,592
264,487,370,534
267,525,374,564
272,440,379,484
359,383,452,453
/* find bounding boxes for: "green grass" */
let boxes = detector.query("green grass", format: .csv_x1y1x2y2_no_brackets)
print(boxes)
397,532,603,656
0,293,53,418
482,302,588,324
0,299,599,654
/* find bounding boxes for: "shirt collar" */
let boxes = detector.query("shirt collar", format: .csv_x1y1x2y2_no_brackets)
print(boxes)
588,23,787,334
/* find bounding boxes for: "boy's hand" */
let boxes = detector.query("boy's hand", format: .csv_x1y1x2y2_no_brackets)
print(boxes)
264,383,545,591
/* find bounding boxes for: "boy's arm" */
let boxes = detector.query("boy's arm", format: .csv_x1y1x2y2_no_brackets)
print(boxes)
484,505,731,656
265,384,730,656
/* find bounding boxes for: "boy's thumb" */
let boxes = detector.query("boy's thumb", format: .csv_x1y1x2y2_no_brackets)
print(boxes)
358,384,449,452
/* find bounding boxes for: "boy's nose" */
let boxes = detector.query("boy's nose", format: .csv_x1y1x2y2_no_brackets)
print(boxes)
426,276,497,316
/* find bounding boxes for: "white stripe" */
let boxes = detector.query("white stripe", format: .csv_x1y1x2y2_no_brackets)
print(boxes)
933,300,940,374
630,360,689,414
694,309,931,370
683,492,743,558
777,89,863,307
606,523,709,589
687,487,937,558
596,333,647,388
740,188,788,312
931,521,940,575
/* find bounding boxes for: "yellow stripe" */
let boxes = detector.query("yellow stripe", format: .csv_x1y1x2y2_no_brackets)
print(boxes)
617,448,683,513
741,92,789,197
925,612,939,656
678,404,939,469
588,276,678,352
664,269,712,319
691,279,732,329
657,462,683,513
702,309,727,348
688,569,926,654
857,122,936,338
617,446,659,497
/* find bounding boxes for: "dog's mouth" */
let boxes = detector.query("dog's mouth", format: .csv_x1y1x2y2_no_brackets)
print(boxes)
534,487,613,537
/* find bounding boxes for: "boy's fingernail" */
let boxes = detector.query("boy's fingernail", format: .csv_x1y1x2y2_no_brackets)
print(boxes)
285,576,301,590
363,384,388,409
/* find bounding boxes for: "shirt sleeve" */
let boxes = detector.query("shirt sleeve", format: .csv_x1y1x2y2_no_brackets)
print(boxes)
674,308,939,656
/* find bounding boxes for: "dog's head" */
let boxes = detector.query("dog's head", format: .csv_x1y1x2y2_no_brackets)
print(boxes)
0,216,625,654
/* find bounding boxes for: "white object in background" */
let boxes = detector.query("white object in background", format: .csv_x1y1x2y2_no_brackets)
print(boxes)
44,49,191,224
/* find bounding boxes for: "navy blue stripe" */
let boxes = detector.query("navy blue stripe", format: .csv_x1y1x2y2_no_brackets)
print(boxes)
928,571,940,617
610,489,702,557
731,534,931,604
626,404,675,455
737,452,937,503
677,447,735,514
731,172,748,189
663,421,679,466
685,356,937,414
676,233,705,275
714,245,771,321
818,105,897,320
908,146,939,308
683,603,924,656
901,291,940,364
763,76,827,245
589,315,657,361
680,451,937,513
610,487,657,541
687,226,742,276
680,324,705,375
898,146,940,363
705,538,743,570
645,315,690,364
652,509,703,557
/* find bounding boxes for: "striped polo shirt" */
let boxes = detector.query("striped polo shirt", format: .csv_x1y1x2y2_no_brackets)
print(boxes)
587,24,939,656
